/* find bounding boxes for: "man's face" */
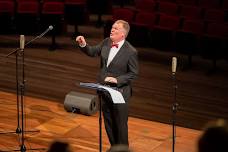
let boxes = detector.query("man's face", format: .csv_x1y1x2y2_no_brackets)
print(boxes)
110,22,125,43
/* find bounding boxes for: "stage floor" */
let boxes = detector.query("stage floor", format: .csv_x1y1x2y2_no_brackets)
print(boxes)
0,91,201,152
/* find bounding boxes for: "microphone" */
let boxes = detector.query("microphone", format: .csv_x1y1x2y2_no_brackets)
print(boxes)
37,25,53,39
48,25,53,30
6,25,54,58
172,57,177,75
20,35,25,50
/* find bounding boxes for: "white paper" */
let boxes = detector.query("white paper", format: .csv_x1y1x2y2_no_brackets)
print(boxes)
79,82,125,104
98,86,125,104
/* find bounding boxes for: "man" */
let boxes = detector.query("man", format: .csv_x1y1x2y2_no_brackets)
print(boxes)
47,140,73,152
198,119,228,152
75,20,139,149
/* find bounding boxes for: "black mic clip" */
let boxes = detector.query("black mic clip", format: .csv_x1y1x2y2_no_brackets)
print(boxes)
172,72,177,80
172,102,179,113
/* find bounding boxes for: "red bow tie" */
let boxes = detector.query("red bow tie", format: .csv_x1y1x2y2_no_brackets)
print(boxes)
111,43,119,48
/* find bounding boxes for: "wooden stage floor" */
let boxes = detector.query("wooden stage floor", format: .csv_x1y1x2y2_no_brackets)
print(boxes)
0,91,201,152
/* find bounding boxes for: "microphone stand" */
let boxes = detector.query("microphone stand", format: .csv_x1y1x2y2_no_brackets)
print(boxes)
19,45,26,152
172,72,178,152
98,93,103,152
1,35,43,134
6,26,52,58
1,27,52,152
15,44,45,152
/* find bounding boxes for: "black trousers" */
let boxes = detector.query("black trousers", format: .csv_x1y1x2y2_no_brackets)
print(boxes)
101,92,129,146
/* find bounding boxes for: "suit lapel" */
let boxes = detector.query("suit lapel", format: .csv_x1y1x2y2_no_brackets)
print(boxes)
103,46,110,60
108,42,126,68
102,39,112,67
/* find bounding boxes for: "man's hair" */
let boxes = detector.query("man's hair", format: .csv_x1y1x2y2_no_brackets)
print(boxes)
47,140,73,152
115,20,130,38
198,119,228,152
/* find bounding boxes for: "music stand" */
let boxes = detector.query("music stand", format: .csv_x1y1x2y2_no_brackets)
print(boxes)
79,82,125,152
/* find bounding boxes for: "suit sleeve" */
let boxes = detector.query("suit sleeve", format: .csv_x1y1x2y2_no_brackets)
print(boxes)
79,39,106,57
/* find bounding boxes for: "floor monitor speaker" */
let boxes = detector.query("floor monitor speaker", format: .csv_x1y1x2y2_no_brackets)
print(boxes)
64,91,98,115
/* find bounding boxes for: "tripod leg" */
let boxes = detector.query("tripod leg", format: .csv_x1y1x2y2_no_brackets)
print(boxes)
20,145,26,152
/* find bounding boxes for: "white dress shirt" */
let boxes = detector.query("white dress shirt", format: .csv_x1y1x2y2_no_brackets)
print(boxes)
107,40,125,67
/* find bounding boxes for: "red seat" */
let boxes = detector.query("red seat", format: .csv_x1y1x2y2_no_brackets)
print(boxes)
203,9,225,23
64,0,87,20
180,20,204,35
151,14,181,50
64,0,88,36
204,23,228,38
16,0,40,33
0,0,15,33
17,1,40,14
175,20,204,67
176,0,197,5
200,23,228,71
42,1,64,15
41,1,65,50
134,0,156,13
112,8,135,23
17,0,39,1
64,0,86,5
130,12,158,46
223,0,228,22
179,5,203,20
223,0,228,9
157,2,179,16
154,13,180,30
198,0,222,9
157,0,175,2
132,12,157,27
42,0,63,1
0,0,15,15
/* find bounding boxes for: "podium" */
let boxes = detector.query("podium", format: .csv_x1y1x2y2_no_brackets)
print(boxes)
79,82,125,152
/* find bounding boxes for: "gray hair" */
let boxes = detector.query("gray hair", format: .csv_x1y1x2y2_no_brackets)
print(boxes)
115,20,130,38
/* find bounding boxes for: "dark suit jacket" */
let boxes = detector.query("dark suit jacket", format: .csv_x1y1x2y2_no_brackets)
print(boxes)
80,37,139,101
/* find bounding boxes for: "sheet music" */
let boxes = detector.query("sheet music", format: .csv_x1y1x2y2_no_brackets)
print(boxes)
80,82,125,104
99,85,125,104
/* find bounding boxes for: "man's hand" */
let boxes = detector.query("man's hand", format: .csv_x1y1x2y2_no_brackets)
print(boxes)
104,77,117,84
76,36,86,47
